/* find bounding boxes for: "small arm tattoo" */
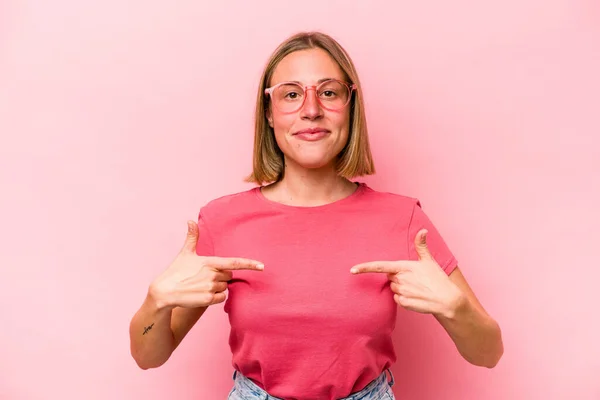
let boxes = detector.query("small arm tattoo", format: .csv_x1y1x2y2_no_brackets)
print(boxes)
143,323,155,335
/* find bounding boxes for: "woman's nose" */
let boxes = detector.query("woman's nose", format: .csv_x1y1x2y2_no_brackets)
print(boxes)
300,87,323,119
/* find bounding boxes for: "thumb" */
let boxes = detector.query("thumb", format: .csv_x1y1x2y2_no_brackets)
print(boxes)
415,229,432,260
182,220,199,253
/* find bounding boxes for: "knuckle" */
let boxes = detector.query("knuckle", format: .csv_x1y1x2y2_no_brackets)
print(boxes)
207,280,219,291
213,293,225,304
204,292,215,303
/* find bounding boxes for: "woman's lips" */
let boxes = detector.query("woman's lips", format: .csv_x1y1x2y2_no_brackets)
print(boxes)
293,128,330,141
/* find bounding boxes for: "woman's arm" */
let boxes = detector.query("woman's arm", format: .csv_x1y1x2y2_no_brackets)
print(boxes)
434,267,504,368
350,229,504,368
129,288,208,370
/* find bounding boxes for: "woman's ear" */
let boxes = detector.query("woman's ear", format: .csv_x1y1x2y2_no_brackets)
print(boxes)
266,108,274,128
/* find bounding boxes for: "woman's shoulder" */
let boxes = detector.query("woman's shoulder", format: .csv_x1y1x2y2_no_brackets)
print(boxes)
360,182,422,208
199,186,260,216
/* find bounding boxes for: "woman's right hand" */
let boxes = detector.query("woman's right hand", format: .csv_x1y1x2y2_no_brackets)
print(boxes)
148,220,264,310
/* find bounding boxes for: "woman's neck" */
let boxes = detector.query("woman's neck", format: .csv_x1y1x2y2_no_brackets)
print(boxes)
261,164,357,207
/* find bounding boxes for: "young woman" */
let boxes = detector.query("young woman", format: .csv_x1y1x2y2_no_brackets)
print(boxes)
129,31,503,400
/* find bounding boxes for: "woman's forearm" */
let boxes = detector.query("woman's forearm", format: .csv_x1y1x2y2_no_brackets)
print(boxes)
435,295,504,368
129,291,176,370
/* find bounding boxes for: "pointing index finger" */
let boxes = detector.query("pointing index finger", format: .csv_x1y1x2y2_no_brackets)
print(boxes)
350,260,414,274
206,256,265,271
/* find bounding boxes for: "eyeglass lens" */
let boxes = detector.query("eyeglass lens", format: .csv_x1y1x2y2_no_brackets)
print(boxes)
272,80,351,112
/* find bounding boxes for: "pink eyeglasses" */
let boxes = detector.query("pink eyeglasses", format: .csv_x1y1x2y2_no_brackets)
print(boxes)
264,79,356,114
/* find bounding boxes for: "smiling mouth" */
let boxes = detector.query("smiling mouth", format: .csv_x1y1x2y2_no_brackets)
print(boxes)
292,129,331,141
293,128,330,135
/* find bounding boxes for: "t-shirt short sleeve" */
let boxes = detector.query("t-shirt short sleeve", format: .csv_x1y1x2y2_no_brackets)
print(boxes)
195,209,215,257
407,199,458,275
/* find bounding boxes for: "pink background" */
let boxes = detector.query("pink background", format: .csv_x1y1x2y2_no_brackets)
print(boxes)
1,1,599,399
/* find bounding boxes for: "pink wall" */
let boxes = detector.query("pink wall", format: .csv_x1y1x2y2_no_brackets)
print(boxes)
1,1,599,399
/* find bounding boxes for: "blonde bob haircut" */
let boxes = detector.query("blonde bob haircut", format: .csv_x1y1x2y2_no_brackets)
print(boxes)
245,31,375,185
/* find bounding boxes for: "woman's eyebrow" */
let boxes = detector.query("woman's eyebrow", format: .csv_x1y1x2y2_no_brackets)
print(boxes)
286,77,337,84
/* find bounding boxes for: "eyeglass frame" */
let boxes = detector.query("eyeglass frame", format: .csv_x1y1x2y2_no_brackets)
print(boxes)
264,79,357,114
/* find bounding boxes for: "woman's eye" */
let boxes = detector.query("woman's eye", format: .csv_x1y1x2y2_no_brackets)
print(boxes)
321,90,336,98
285,91,301,99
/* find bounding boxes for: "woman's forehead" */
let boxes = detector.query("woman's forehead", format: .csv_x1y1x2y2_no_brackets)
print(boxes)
271,48,345,85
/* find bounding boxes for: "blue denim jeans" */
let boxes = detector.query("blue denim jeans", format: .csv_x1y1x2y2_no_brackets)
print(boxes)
227,368,396,400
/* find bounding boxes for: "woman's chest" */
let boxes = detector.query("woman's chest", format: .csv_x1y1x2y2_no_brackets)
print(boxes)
217,216,407,328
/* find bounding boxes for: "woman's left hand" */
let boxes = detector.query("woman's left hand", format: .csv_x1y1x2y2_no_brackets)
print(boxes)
350,229,465,318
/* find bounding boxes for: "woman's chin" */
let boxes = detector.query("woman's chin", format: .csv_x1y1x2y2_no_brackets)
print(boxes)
294,158,336,170
284,148,341,170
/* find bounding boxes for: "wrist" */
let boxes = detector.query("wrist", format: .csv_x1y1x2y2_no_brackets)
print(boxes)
147,284,175,312
438,287,468,320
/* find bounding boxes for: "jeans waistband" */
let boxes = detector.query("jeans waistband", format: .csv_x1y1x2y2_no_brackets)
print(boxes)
231,368,395,399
